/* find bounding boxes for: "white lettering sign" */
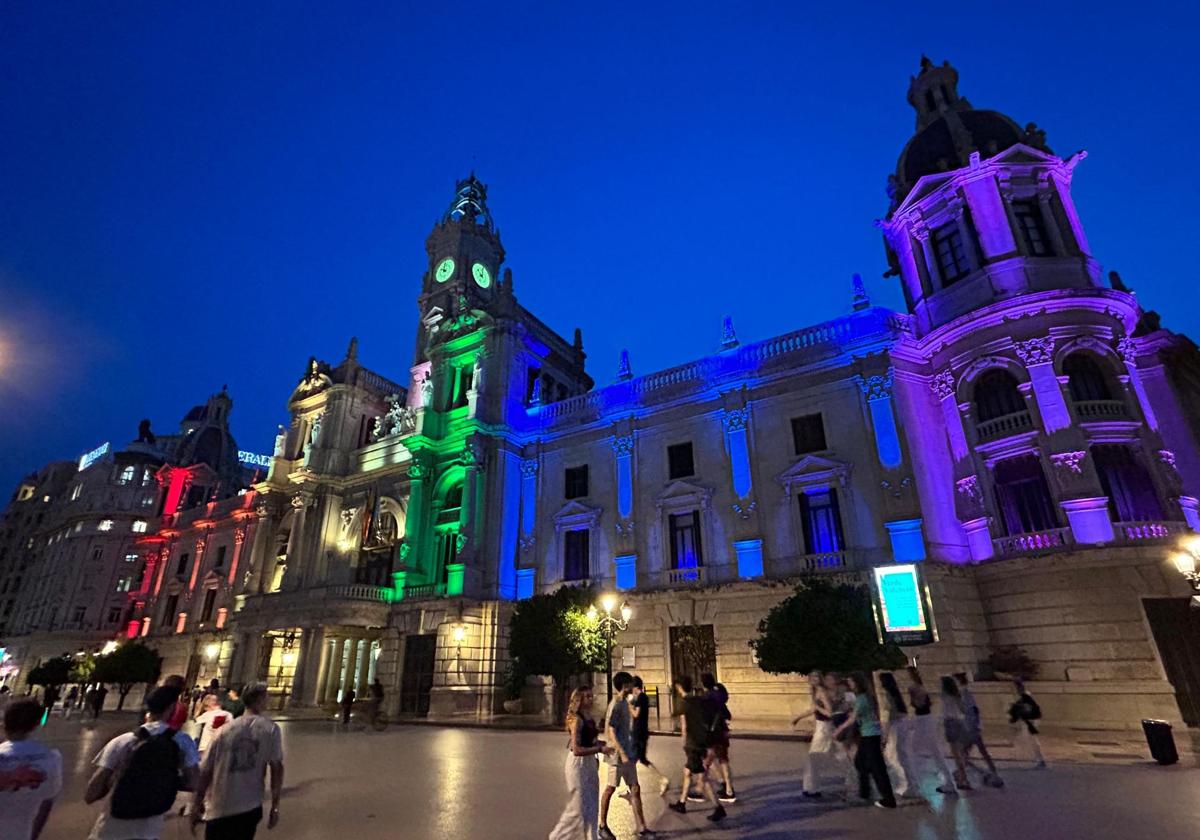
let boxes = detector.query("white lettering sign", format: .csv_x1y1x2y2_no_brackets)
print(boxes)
78,442,111,471
238,450,273,468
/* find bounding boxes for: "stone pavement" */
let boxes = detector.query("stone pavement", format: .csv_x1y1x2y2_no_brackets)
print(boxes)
26,714,1200,840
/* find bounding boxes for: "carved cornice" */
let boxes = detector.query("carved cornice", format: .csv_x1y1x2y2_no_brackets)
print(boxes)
1014,336,1055,366
858,368,895,401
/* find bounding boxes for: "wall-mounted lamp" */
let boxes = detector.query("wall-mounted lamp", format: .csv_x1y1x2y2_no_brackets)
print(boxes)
204,642,221,660
451,624,467,645
101,640,119,656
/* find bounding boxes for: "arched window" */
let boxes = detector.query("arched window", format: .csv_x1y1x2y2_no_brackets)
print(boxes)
376,513,398,545
1092,445,1163,523
973,369,1025,422
993,455,1059,535
1064,353,1113,402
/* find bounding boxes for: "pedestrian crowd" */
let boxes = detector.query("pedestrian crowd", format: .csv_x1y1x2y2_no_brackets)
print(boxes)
549,669,738,839
793,667,1045,810
0,675,284,840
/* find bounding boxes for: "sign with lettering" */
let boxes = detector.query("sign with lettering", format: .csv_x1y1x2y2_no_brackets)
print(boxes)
237,451,272,469
873,563,936,646
78,442,111,471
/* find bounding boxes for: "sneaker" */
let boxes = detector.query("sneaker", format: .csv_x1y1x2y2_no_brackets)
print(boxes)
874,800,897,809
668,802,687,815
802,791,822,799
718,788,737,803
598,827,616,840
983,774,1005,788
708,805,727,822
935,784,958,795
686,792,705,802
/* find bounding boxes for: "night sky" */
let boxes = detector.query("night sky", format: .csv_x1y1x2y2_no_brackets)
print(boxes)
3,3,1199,492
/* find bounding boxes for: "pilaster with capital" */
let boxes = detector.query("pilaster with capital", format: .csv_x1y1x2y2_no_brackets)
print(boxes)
1015,336,1072,433
857,366,903,469
931,369,970,463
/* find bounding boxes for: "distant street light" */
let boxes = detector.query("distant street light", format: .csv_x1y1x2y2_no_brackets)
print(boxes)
1169,535,1200,607
588,594,632,703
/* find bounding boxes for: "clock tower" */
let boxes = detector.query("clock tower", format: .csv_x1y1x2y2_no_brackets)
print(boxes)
415,174,506,363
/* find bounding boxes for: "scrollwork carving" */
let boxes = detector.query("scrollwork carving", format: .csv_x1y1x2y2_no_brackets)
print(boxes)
1014,336,1055,366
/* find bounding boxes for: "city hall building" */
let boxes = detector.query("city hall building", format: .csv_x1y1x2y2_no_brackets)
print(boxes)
8,60,1200,729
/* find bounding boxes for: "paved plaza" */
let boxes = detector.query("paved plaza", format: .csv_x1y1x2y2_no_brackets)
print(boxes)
26,714,1200,839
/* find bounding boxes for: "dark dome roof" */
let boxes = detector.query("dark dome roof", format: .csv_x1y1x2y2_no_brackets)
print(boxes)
898,109,1025,186
182,404,207,423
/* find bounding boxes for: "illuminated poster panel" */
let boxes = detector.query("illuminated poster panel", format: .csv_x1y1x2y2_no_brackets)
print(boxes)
873,563,936,645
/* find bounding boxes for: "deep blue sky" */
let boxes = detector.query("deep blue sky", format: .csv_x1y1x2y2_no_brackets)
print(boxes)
3,2,1199,491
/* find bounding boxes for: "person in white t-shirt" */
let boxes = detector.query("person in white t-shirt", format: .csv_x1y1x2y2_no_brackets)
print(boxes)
84,685,200,840
0,698,63,840
191,682,284,839
193,693,232,759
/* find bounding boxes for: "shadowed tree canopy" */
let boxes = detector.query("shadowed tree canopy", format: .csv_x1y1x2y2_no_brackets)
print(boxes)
27,655,72,687
749,579,906,675
93,642,162,709
508,584,606,686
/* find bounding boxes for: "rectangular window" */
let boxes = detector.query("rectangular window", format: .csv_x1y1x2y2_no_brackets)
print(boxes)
91,547,103,562
669,511,703,569
131,520,148,533
452,366,473,409
933,223,970,286
791,414,827,455
141,494,156,507
115,577,131,592
438,531,459,583
124,552,139,563
667,442,695,480
97,519,114,532
116,466,135,485
176,552,189,576
525,366,541,405
1013,200,1051,256
214,545,227,570
175,612,187,634
798,489,845,554
162,594,178,626
107,606,123,625
72,606,86,623
71,484,82,501
200,588,217,622
142,468,155,486
992,455,1059,535
564,465,589,500
563,528,590,581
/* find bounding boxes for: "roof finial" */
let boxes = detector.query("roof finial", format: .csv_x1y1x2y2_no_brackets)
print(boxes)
720,316,739,350
573,328,583,352
346,336,358,361
617,349,633,381
851,273,871,311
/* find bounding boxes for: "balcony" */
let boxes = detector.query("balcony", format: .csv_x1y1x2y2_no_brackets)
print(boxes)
993,527,1072,557
1114,521,1187,543
1074,399,1128,420
976,409,1034,442
664,566,707,586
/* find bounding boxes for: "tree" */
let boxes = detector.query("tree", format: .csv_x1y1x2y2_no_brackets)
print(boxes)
750,579,906,675
508,585,606,718
70,652,96,687
26,655,72,689
93,642,162,709
985,645,1039,681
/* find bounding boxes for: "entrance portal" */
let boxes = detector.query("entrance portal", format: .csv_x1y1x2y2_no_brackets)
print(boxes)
260,629,303,711
399,634,436,716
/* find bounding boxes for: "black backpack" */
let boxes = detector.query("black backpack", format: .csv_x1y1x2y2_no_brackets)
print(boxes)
110,727,181,820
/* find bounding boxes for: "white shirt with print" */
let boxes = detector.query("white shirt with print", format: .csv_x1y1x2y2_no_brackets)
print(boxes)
0,738,63,840
202,713,283,820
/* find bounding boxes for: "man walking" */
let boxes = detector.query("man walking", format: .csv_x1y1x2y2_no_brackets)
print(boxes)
84,685,200,840
667,676,725,823
599,672,650,839
1,698,62,840
699,672,736,803
191,683,284,839
339,687,356,727
629,676,669,797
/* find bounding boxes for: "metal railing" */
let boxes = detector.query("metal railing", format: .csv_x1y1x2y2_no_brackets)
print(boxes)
976,409,1034,441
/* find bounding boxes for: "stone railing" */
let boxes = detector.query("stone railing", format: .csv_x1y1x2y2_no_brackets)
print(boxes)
402,583,441,600
1074,399,1128,420
664,566,707,586
976,409,1034,441
328,584,392,603
993,527,1072,556
357,369,406,398
1114,521,1186,542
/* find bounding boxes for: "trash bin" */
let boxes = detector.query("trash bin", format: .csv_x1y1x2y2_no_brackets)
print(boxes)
1142,719,1179,765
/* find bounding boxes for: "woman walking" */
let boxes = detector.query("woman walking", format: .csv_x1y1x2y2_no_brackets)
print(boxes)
877,672,913,798
1009,679,1047,768
794,672,854,798
549,686,612,840
834,673,896,809
906,667,956,795
940,676,973,790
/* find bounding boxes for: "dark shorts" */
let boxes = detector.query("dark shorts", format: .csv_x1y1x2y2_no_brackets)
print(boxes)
205,806,263,840
684,747,707,774
706,734,730,765
633,737,650,763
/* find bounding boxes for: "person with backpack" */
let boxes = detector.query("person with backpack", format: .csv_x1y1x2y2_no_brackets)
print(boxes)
190,683,284,839
666,675,725,824
84,685,200,840
1,698,63,840
698,673,736,803
1008,679,1047,768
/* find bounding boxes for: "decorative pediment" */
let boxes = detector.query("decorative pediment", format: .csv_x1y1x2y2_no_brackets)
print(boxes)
201,570,223,589
655,479,713,512
553,500,601,532
778,455,850,496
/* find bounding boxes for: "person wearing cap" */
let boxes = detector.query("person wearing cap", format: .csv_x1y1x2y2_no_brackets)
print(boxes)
84,685,200,840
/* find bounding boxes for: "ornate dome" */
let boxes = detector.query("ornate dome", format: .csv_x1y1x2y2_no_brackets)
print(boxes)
890,58,1050,206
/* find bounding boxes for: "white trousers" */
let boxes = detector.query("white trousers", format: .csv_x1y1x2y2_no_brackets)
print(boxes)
909,713,954,786
802,720,856,794
549,752,600,840
883,717,913,797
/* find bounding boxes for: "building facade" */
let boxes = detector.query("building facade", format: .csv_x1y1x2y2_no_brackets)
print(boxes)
6,60,1200,728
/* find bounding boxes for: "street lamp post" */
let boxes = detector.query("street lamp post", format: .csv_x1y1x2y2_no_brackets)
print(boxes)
1170,535,1200,607
588,594,633,703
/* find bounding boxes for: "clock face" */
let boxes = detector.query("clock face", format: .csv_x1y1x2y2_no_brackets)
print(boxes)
472,262,492,289
434,258,456,283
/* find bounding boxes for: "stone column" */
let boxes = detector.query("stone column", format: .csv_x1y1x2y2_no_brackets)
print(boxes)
324,637,346,703
282,493,312,591
913,223,939,290
1015,337,1071,433
293,626,325,706
951,203,980,272
1036,181,1068,255
342,638,360,699
397,457,429,594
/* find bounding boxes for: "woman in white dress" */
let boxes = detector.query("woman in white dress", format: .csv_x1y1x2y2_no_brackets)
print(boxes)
877,672,912,798
905,667,957,795
549,686,612,840
795,672,855,798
